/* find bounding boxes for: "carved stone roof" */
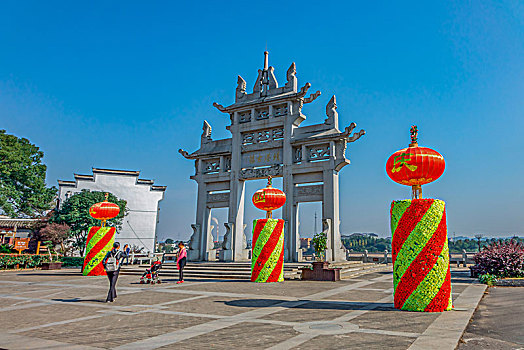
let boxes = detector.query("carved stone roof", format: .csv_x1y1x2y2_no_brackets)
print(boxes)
180,138,232,159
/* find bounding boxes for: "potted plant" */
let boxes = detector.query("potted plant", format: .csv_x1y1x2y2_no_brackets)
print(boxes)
40,241,62,270
301,232,341,281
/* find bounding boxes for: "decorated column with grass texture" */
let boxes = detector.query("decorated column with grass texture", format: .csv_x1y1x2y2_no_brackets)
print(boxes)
82,194,120,276
386,126,452,312
251,177,286,283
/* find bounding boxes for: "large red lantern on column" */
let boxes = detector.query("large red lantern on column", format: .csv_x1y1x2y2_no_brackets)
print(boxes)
386,126,445,198
89,193,120,226
252,177,286,219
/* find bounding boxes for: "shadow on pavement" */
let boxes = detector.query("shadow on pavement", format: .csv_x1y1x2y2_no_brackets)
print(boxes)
220,299,394,311
52,298,106,303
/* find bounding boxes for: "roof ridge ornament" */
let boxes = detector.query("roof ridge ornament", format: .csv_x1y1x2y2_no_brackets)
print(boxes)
236,75,247,101
285,62,297,92
201,120,212,144
325,95,338,127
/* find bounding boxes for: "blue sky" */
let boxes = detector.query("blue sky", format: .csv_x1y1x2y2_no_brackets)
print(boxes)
1,1,523,240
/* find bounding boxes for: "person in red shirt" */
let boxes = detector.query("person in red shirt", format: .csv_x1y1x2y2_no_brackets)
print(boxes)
176,242,187,284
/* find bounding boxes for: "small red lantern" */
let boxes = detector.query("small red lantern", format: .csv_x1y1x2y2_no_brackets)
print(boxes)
386,126,445,198
89,193,120,226
252,177,286,219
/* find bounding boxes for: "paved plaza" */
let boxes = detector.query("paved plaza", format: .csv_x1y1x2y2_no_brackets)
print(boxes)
0,268,485,350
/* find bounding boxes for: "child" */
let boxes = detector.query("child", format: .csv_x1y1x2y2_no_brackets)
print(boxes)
176,242,187,284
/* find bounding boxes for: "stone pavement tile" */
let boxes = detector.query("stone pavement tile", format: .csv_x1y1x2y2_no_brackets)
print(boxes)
367,281,394,290
0,297,26,305
458,286,524,348
0,271,85,282
109,290,195,305
291,332,415,350
166,296,281,316
11,286,105,299
352,308,440,334
168,321,301,350
261,300,364,322
179,280,358,298
30,313,210,348
328,289,390,302
451,283,468,294
0,304,104,331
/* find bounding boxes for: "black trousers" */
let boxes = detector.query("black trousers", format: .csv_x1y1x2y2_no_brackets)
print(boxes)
178,258,186,281
106,270,119,302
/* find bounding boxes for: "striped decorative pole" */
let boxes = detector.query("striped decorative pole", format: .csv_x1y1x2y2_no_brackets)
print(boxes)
391,199,452,312
82,226,116,276
251,219,285,282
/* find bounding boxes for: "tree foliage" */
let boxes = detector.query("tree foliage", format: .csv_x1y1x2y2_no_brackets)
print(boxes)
37,222,71,254
52,190,127,255
0,130,57,217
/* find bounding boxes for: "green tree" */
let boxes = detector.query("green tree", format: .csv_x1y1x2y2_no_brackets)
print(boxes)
165,238,174,244
52,190,127,255
0,130,57,217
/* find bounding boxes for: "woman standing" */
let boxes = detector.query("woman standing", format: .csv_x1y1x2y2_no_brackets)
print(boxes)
102,242,126,302
176,242,187,284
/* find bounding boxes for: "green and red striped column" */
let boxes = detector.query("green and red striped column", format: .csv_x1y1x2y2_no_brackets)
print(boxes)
82,226,116,276
391,199,452,312
251,219,285,283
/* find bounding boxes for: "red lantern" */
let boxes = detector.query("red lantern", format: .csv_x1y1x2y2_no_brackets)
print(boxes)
386,126,445,198
252,177,286,219
89,193,120,226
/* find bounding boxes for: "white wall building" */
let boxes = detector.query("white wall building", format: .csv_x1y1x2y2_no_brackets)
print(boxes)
58,168,166,253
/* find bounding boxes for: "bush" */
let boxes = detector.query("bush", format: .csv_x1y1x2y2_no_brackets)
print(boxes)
471,240,524,278
479,273,498,286
0,254,48,269
60,257,84,267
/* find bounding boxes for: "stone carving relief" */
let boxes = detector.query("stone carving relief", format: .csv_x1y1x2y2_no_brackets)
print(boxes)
253,69,263,93
236,75,247,101
239,165,283,180
239,111,251,123
222,222,233,250
273,104,288,117
293,147,302,163
255,108,269,120
296,185,323,197
201,121,212,144
308,144,330,161
242,132,255,145
208,192,230,203
256,130,270,143
272,128,284,140
304,90,321,104
325,95,338,127
189,224,200,250
268,66,278,89
224,156,231,171
203,159,220,173
285,62,297,90
242,128,284,145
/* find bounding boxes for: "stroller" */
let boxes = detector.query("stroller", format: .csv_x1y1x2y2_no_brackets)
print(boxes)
140,255,164,284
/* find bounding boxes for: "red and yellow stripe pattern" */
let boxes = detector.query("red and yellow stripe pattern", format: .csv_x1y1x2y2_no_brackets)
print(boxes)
391,199,452,312
82,226,116,276
251,219,285,283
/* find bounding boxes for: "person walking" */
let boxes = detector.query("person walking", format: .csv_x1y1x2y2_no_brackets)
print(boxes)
102,242,126,302
176,242,187,284
123,244,131,265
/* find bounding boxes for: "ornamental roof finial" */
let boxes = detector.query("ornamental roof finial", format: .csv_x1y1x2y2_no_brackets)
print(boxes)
409,125,418,147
